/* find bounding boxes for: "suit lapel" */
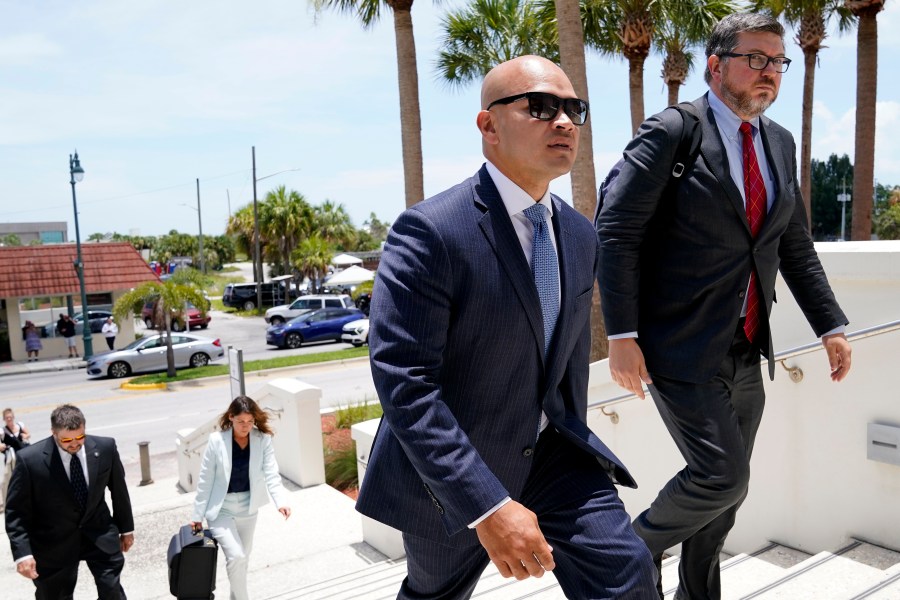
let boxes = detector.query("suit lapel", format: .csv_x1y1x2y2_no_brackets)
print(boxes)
84,437,101,501
698,95,752,235
44,438,80,509
758,117,791,233
472,167,546,359
224,429,233,483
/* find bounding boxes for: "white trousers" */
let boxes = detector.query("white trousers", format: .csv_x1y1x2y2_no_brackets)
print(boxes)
208,491,258,600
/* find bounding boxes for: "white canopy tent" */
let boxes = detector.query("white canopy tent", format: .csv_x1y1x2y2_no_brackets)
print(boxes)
325,265,374,286
331,253,363,266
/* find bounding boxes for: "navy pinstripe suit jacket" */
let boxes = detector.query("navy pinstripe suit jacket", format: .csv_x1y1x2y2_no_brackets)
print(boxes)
355,165,635,547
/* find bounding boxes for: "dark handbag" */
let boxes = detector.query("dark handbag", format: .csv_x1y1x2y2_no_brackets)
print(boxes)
167,524,218,599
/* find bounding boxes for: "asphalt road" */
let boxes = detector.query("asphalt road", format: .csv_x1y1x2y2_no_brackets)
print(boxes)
0,306,376,468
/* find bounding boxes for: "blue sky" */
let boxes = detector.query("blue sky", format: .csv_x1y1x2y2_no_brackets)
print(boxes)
2,0,898,239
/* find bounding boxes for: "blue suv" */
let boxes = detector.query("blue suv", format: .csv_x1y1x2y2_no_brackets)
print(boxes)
266,308,364,349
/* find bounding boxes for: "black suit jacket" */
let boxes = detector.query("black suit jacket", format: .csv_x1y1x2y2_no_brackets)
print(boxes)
356,166,634,546
5,435,134,568
597,94,847,383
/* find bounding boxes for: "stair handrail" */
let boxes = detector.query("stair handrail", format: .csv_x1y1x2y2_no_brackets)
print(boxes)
587,318,900,412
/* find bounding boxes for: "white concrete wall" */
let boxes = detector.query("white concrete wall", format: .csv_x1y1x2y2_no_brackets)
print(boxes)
588,241,900,555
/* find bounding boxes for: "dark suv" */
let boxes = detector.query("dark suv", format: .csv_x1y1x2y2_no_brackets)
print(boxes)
222,281,298,310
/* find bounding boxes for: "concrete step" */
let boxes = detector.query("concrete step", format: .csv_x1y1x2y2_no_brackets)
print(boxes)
849,561,900,599
738,542,893,599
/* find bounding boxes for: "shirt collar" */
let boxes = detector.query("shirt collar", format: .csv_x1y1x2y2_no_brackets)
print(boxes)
484,161,554,219
707,90,761,138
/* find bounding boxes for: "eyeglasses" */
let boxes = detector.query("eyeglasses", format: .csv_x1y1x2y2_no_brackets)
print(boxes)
58,434,86,443
486,92,589,126
720,52,791,73
232,418,255,426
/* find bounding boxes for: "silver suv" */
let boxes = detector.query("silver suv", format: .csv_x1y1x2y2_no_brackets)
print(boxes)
264,294,354,325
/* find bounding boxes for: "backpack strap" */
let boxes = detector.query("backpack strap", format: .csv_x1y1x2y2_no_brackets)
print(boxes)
668,102,702,180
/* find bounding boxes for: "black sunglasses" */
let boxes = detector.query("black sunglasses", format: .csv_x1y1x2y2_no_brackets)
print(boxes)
486,92,589,126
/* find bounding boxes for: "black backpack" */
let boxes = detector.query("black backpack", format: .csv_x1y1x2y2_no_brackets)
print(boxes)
595,102,702,224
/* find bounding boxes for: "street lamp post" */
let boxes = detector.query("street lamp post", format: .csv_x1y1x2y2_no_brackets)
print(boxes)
195,178,205,273
69,151,93,360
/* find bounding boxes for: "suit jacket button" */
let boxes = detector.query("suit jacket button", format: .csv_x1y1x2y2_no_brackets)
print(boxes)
739,291,746,298
522,448,534,457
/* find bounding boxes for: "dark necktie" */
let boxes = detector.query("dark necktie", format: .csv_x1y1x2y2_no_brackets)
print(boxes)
740,121,766,343
523,204,560,357
70,453,88,510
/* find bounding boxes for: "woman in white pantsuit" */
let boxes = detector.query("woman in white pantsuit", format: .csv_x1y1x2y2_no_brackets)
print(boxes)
191,396,291,600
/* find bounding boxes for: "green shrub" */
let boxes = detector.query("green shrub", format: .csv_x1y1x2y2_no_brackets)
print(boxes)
324,445,359,491
334,400,383,430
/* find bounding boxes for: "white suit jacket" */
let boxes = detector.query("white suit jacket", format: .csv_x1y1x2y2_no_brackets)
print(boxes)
192,428,288,522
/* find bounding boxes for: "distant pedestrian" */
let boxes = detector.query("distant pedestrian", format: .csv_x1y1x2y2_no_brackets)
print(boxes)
101,317,118,351
3,409,30,450
60,315,77,358
22,321,42,362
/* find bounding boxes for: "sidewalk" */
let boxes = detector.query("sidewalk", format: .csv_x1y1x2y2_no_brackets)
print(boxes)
0,356,85,377
0,453,387,599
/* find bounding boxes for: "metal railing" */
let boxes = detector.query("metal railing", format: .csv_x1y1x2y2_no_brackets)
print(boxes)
587,319,900,416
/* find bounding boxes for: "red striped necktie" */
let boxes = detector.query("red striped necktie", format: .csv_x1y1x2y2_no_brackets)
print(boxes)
739,121,766,343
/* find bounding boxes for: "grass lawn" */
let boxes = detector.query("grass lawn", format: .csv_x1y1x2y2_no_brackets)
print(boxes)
129,345,370,384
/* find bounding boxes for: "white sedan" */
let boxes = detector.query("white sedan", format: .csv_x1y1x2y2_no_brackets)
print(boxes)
340,318,369,347
86,333,225,378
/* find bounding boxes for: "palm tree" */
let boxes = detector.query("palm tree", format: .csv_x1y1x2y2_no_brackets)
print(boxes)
315,200,357,249
259,186,314,275
657,0,735,106
312,0,424,209
582,0,661,134
751,0,853,228
435,0,559,86
114,281,207,378
846,0,884,240
226,205,260,267
292,235,333,294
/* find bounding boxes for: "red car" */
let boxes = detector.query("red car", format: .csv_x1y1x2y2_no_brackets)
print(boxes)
142,300,210,332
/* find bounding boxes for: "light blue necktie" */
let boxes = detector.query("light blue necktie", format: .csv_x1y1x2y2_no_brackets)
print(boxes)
523,204,560,357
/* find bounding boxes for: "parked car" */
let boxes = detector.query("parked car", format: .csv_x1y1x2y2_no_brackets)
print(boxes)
141,300,211,331
73,310,114,334
86,333,224,378
222,279,298,310
266,307,364,349
264,294,354,325
340,318,369,347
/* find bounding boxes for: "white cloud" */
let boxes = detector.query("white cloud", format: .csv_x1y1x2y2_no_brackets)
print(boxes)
0,33,61,66
813,99,900,182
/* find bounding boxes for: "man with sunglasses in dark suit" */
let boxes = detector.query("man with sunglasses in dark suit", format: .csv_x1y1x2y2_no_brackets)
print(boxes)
355,55,656,599
5,404,134,599
597,13,851,599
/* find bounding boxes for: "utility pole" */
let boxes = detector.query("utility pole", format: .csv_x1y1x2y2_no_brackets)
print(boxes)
837,177,851,241
196,178,205,274
252,146,262,311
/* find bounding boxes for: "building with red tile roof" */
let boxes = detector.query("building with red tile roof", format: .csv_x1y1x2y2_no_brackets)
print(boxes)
0,242,158,362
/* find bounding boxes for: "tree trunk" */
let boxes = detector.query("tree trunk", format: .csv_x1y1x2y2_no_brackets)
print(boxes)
391,6,425,208
555,0,608,360
164,311,176,378
800,46,817,230
667,83,679,107
851,10,879,240
628,56,646,134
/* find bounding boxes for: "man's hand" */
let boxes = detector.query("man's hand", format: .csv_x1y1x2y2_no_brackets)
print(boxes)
120,533,135,553
608,338,652,399
475,501,554,580
16,558,38,580
822,333,852,382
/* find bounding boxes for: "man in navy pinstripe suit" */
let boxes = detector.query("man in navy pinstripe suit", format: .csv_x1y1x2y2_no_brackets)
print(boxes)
355,55,656,599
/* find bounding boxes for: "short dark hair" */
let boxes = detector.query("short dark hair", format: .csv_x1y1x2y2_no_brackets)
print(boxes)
218,395,273,435
51,404,85,431
705,13,785,83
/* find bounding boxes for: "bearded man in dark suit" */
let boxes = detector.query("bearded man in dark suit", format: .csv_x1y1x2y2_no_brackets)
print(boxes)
5,404,134,599
596,12,852,600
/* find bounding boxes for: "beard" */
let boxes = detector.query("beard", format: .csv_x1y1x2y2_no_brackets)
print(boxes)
719,66,778,119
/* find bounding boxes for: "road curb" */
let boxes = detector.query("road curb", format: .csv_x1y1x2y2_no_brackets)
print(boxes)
119,355,371,392
120,380,168,391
